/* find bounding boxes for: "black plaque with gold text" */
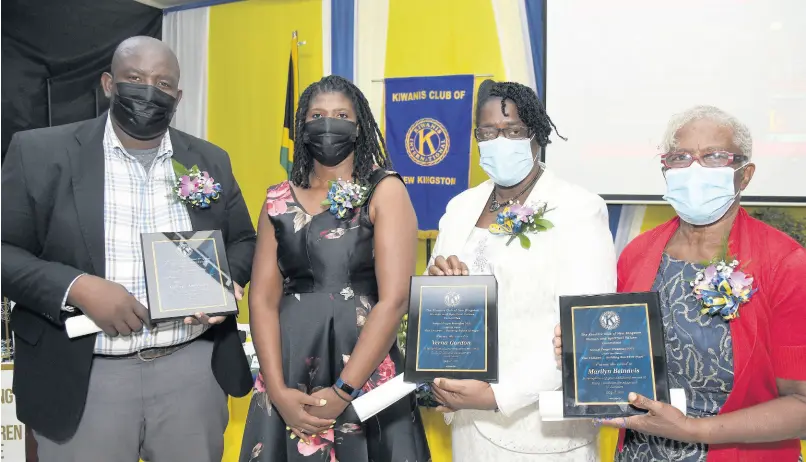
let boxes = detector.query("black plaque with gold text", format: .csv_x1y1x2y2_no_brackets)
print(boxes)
403,275,498,383
560,292,669,418
141,230,239,322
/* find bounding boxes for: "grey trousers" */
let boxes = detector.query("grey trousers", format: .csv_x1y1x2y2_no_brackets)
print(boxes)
35,339,228,462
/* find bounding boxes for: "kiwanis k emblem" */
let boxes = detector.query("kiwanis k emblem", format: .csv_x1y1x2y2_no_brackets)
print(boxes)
405,118,450,167
444,291,461,308
599,311,620,330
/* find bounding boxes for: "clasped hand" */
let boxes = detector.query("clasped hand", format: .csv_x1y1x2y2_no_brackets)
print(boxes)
274,387,348,443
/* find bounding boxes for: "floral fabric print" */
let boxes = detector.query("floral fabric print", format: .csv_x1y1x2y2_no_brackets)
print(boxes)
247,442,263,461
240,171,430,462
298,429,337,461
341,354,397,393
266,181,292,216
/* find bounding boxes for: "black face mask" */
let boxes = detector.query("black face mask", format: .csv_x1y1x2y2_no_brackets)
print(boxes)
302,118,358,167
110,82,178,141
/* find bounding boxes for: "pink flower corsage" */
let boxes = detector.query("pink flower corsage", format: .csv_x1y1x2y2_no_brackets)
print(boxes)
691,259,757,321
172,160,221,209
488,202,554,249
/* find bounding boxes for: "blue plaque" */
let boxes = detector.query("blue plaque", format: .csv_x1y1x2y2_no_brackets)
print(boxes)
403,276,498,382
141,230,239,322
560,292,669,418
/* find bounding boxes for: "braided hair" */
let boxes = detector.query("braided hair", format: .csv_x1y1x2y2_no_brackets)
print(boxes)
290,75,391,188
475,79,564,147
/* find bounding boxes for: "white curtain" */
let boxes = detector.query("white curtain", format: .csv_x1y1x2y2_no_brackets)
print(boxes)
163,8,210,139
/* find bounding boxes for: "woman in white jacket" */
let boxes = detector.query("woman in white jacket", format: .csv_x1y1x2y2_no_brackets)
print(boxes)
426,80,616,461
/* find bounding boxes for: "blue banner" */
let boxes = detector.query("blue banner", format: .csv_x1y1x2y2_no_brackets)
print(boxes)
385,75,474,237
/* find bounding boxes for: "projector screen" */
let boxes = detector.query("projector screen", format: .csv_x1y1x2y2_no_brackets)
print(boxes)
545,0,806,205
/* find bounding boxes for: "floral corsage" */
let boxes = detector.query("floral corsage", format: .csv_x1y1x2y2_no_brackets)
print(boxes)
321,179,369,219
691,256,757,321
488,202,554,249
172,160,221,209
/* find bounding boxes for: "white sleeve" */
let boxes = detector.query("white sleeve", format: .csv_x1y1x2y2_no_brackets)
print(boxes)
489,197,617,416
554,197,618,297
61,274,85,312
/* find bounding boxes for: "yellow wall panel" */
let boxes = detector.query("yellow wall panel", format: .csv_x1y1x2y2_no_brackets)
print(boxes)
385,0,503,190
599,427,619,462
223,395,253,462
208,0,324,226
208,0,324,322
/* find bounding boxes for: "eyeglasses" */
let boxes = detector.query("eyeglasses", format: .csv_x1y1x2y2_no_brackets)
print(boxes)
660,151,747,169
474,126,531,142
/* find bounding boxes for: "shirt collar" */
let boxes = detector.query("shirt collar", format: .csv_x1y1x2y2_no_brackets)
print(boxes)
104,114,174,159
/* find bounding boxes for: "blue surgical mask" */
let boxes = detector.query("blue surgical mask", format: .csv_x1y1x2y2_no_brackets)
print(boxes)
478,137,535,187
663,163,744,226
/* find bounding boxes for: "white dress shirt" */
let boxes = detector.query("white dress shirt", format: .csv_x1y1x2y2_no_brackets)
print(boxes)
65,116,208,355
429,166,617,458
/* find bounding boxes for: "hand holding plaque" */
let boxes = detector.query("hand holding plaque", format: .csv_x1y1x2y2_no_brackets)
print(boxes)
427,255,470,276
403,274,498,383
559,292,670,418
141,230,239,322
183,283,244,326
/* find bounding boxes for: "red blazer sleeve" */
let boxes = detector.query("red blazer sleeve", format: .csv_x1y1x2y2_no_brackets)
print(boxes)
768,246,806,380
616,253,629,292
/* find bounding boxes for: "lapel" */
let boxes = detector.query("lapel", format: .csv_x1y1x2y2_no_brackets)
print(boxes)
723,209,755,383
168,128,222,232
628,220,678,293
438,169,556,261
437,181,493,257
70,115,108,276
69,121,223,278
496,168,556,265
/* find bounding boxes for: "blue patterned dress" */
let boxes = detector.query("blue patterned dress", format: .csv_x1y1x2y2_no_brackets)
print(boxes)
616,253,734,462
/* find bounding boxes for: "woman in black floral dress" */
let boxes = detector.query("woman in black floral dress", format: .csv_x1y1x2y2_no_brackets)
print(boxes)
239,75,430,462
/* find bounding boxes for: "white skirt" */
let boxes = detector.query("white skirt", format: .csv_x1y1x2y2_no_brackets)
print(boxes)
450,413,598,462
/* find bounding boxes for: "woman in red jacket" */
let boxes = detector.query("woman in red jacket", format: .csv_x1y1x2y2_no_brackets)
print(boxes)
555,106,806,461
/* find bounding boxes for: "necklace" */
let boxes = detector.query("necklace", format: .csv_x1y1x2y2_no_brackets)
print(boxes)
489,168,544,212
312,171,340,184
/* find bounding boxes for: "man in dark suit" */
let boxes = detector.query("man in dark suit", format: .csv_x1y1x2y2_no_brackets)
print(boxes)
1,36,255,461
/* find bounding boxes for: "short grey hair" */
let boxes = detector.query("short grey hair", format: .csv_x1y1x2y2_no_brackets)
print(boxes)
660,105,753,159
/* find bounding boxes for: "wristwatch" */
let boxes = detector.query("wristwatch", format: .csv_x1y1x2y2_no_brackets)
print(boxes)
334,378,362,399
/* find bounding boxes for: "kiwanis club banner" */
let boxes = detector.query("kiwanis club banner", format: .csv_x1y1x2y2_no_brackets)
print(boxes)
385,75,474,238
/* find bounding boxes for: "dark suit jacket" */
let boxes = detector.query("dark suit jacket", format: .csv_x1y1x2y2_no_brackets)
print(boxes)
1,114,256,442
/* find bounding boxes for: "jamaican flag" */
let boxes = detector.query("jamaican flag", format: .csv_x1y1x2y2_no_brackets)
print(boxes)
279,31,299,177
